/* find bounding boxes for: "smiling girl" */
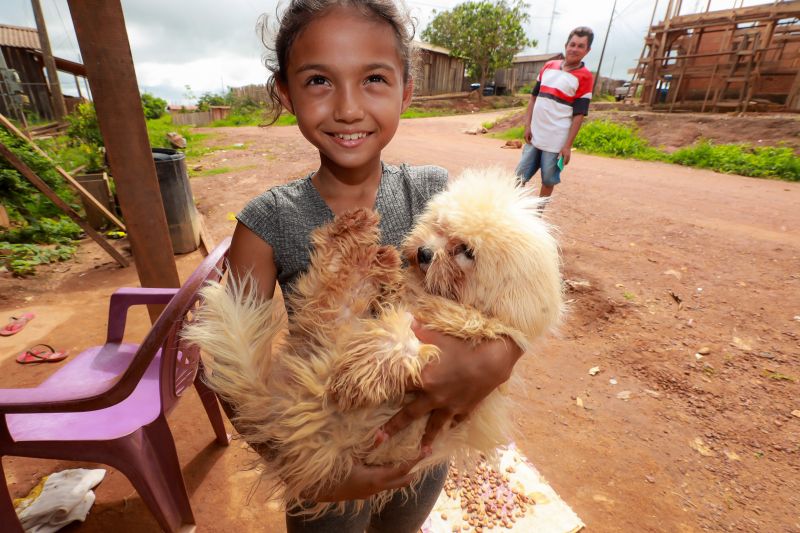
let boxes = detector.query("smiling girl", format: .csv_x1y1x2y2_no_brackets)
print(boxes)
225,1,524,531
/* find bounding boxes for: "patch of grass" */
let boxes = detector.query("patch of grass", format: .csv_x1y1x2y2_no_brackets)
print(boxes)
190,166,231,177
574,120,667,161
623,291,636,301
272,114,298,126
762,370,797,382
146,115,212,162
400,107,452,119
189,164,258,178
671,142,799,181
211,110,266,127
569,119,799,181
490,125,525,141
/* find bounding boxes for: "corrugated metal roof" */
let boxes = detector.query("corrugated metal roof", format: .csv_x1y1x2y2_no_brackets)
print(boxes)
414,40,452,56
513,52,563,64
0,24,40,50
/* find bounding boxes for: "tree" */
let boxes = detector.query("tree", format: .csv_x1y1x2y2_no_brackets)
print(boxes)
197,91,229,111
141,92,167,119
422,0,536,98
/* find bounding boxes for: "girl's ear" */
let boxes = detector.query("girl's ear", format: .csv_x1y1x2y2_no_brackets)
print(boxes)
277,80,294,115
401,77,414,113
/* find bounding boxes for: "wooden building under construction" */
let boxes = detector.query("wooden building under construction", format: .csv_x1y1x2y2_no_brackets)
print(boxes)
628,0,800,112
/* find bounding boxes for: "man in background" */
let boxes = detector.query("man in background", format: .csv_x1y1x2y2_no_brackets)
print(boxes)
516,26,594,200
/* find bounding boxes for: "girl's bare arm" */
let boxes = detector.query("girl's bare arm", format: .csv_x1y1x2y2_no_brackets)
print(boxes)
380,323,524,448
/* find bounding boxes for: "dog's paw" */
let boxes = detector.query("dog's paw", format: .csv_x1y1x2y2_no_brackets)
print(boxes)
312,208,380,250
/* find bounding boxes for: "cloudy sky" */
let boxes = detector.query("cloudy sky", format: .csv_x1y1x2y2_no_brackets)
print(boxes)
2,0,769,104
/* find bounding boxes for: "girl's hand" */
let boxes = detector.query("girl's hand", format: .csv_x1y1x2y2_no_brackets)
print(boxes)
380,321,523,449
313,448,430,502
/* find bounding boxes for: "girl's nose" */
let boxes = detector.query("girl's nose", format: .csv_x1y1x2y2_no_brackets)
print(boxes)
333,86,365,123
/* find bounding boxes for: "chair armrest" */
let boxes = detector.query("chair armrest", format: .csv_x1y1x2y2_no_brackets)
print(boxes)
107,287,179,343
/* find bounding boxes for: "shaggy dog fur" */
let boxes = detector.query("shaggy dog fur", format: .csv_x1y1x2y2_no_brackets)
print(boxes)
182,168,563,517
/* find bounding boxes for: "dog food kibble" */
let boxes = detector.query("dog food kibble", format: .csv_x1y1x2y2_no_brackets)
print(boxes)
443,459,534,530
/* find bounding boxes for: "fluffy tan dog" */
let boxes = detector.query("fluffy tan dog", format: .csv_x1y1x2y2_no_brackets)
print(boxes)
182,168,562,517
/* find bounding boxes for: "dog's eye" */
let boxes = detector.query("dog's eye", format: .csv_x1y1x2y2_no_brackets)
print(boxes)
454,244,475,260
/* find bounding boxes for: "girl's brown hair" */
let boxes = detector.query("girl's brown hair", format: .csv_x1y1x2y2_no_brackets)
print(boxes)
259,0,416,124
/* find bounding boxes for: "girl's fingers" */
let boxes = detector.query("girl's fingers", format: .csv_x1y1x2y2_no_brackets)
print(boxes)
421,409,450,448
382,396,432,437
375,447,430,489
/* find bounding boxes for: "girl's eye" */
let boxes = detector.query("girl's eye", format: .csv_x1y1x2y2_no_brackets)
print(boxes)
307,76,328,86
366,74,387,84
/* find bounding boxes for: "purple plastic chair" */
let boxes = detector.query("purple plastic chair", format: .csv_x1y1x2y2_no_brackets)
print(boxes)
0,237,232,532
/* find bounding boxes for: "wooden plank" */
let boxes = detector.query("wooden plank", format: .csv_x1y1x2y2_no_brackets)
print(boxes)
69,0,180,323
0,112,127,231
0,140,129,268
197,214,215,257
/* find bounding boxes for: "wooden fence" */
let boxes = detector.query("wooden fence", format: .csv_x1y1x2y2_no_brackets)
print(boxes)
169,106,231,127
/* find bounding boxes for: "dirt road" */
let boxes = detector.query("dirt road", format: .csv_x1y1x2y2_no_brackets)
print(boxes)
1,111,798,532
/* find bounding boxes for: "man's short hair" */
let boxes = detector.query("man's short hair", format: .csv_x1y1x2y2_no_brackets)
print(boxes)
567,26,594,48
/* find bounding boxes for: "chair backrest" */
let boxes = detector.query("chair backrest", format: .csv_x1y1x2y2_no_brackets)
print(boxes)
156,239,231,414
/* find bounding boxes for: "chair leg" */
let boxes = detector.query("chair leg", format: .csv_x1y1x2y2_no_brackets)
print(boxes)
0,458,25,533
113,417,195,533
194,363,231,445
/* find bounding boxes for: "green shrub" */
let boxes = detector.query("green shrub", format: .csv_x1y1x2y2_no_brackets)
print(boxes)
0,128,79,223
574,120,666,161
65,101,105,171
197,92,228,111
0,217,81,244
0,242,77,277
670,142,799,181
141,93,167,119
518,83,534,95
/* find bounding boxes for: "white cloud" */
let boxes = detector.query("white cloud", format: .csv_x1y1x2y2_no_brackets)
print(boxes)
2,0,776,102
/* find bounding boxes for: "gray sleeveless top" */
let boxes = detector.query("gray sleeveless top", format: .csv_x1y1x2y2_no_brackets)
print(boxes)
237,163,448,299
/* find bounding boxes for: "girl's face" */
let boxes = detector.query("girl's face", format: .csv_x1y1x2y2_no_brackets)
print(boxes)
277,6,412,176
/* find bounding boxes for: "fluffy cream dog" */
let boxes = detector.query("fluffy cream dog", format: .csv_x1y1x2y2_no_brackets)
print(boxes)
183,168,562,517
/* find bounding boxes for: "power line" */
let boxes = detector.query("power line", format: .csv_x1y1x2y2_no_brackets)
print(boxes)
51,0,82,62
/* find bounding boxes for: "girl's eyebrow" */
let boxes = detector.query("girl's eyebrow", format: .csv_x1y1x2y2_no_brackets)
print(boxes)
295,63,328,74
294,62,396,74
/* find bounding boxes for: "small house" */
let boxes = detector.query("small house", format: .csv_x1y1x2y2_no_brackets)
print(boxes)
0,24,88,121
493,52,564,95
414,41,465,96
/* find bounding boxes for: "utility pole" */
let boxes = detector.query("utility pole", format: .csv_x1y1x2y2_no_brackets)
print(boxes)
592,0,618,95
545,0,558,52
31,0,68,121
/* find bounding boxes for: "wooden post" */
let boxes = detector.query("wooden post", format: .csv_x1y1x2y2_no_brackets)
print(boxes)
67,0,180,320
0,141,128,268
31,0,68,122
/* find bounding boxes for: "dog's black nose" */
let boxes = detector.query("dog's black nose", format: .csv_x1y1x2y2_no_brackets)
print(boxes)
417,247,434,265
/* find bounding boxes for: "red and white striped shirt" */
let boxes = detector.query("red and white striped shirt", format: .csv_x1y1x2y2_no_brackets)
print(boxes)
530,60,593,153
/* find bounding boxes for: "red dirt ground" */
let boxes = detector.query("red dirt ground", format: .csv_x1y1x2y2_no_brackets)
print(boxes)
1,109,799,532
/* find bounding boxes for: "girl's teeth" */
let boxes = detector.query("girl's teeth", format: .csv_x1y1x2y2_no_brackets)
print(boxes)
336,133,366,140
